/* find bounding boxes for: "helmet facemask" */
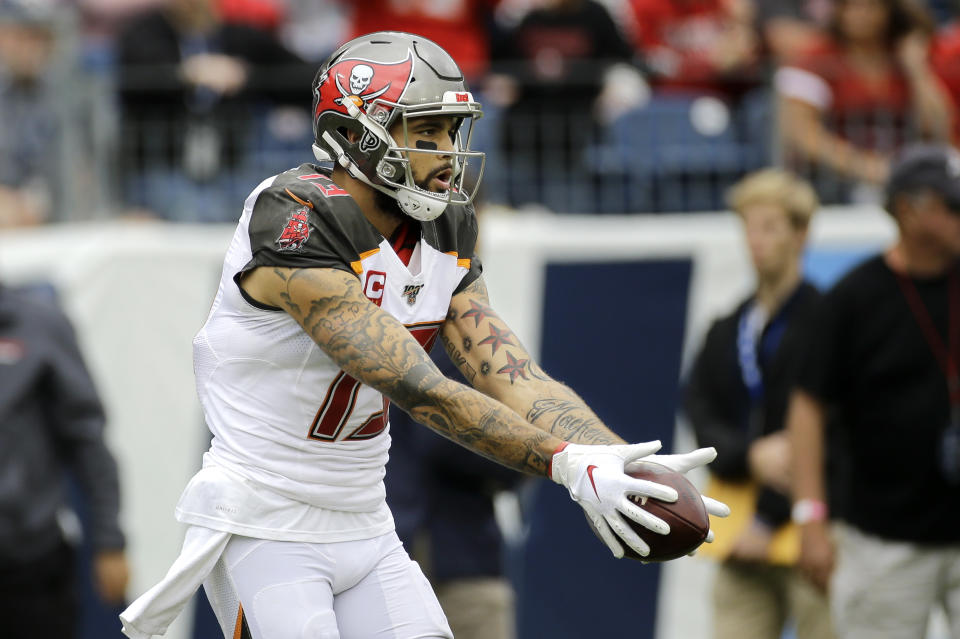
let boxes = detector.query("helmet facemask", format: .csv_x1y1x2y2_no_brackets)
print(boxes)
375,96,485,221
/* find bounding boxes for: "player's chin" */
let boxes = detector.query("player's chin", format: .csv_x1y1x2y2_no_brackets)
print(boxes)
415,168,452,194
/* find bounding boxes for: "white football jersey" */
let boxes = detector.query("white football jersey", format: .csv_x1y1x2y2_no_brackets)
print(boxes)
182,165,481,542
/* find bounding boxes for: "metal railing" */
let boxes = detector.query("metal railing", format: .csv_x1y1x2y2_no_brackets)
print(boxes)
3,56,940,222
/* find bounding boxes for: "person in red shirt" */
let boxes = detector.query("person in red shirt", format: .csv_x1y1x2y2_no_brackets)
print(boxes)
775,0,954,203
488,0,636,209
628,0,760,100
341,0,498,83
932,20,960,141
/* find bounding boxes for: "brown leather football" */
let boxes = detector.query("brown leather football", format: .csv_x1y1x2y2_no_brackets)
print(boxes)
587,461,710,561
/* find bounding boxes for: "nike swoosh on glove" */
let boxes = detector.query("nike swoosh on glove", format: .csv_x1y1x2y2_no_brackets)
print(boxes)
628,447,731,546
550,440,679,559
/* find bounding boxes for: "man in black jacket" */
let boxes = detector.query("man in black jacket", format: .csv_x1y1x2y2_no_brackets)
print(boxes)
686,169,834,639
0,283,128,638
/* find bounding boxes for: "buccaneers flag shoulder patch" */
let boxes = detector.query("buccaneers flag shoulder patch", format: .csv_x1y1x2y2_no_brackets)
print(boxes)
276,206,311,251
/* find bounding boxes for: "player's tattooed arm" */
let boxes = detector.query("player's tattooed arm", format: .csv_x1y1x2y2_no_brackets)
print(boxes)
442,276,624,446
241,265,560,474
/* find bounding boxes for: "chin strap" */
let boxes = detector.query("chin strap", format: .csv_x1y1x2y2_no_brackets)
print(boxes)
312,144,332,162
396,188,448,221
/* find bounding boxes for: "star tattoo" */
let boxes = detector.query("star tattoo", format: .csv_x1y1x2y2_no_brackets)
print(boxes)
460,300,494,328
478,324,515,355
463,336,472,353
497,351,529,384
480,361,491,376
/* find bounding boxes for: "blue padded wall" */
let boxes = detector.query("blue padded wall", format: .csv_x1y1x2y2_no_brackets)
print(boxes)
514,258,692,639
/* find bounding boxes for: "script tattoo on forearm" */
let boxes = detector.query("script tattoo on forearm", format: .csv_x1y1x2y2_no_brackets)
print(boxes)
410,383,552,474
419,389,553,473
276,268,553,474
526,398,619,445
440,331,477,383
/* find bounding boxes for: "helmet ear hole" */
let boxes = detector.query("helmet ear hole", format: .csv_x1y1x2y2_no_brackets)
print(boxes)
378,158,403,180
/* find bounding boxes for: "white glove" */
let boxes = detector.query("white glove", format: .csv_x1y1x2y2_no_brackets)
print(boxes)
550,440,679,559
628,446,731,544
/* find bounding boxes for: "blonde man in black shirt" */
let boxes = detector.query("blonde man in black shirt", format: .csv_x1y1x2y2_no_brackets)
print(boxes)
790,143,960,639
687,169,834,639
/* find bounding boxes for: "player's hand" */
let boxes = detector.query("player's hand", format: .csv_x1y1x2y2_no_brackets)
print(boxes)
896,30,931,76
550,441,679,559
180,53,248,95
799,520,835,593
630,446,732,543
93,549,130,605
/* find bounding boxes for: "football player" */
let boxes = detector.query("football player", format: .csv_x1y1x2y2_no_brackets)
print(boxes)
121,31,728,639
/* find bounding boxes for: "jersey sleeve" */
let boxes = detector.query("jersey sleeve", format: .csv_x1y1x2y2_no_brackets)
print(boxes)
774,47,834,110
453,204,483,294
242,183,359,275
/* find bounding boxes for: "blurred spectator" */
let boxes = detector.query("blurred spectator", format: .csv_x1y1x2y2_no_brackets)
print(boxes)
686,169,834,639
115,0,313,222
789,143,960,638
628,0,761,101
0,282,129,637
933,19,960,139
68,1,159,76
216,0,284,32
340,0,499,83
488,0,638,210
775,0,955,204
276,0,347,62
386,340,522,639
925,0,960,23
755,0,832,64
0,4,61,227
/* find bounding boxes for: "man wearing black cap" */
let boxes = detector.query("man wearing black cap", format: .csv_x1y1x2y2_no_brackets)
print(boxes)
789,143,960,638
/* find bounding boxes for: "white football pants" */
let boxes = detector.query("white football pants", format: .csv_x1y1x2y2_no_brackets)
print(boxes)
203,532,453,639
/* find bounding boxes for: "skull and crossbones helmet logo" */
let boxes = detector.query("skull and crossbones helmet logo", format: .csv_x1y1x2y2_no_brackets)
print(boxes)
350,64,374,95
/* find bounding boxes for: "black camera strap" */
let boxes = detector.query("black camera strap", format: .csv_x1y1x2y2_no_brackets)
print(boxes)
893,268,960,424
